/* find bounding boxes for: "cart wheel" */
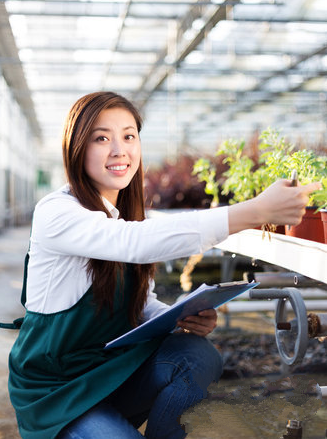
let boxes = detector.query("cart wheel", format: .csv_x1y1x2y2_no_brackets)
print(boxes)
275,288,308,366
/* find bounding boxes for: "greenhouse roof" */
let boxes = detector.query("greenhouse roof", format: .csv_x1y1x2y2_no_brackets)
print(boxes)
1,0,327,166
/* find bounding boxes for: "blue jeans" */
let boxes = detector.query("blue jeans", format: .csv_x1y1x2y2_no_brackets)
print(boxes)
57,333,223,439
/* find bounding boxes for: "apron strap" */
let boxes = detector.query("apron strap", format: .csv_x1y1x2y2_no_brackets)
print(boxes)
0,318,24,330
1,246,30,330
21,252,29,307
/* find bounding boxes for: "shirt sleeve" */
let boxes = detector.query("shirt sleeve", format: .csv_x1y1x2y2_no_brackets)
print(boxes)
32,193,229,264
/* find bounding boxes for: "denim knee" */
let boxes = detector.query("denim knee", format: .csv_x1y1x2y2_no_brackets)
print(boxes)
183,334,223,384
159,333,223,392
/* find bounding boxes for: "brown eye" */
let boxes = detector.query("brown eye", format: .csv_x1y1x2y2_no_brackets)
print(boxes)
125,134,135,140
96,136,109,142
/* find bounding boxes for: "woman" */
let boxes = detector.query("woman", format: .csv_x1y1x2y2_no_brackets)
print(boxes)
8,91,320,439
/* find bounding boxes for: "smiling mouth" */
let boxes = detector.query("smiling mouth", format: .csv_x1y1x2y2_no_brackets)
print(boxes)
106,165,129,171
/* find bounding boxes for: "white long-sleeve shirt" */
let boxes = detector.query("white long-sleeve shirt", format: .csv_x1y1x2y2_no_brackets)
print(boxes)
26,185,229,318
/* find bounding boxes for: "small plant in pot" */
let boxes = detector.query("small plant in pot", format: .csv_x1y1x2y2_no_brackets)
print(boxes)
257,129,327,243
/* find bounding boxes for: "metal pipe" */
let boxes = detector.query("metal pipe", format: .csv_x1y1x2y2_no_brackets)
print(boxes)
220,300,327,313
239,288,327,300
244,271,326,289
320,386,327,398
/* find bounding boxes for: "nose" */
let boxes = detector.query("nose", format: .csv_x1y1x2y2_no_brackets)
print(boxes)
110,137,125,157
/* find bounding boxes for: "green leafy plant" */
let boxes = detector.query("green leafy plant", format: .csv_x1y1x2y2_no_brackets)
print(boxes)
193,126,327,211
258,129,327,208
256,127,294,189
215,138,258,203
311,177,327,211
192,158,219,206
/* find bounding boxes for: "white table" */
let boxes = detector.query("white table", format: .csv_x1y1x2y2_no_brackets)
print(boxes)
216,229,327,284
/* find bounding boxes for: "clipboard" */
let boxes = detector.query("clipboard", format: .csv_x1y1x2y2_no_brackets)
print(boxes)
105,281,259,349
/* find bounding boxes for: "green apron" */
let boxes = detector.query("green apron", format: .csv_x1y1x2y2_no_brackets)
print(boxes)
5,256,163,439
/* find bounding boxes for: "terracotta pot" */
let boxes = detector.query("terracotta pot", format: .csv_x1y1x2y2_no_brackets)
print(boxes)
321,209,327,244
275,225,285,235
285,206,324,243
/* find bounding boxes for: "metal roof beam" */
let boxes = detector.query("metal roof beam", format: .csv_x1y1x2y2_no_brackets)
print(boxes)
6,11,180,19
11,87,137,94
250,43,327,93
100,0,132,85
133,1,239,108
13,46,160,52
7,12,325,22
2,0,282,5
196,43,327,125
233,18,327,23
24,88,326,95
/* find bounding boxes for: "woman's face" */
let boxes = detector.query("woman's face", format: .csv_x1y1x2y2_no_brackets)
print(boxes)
84,107,141,206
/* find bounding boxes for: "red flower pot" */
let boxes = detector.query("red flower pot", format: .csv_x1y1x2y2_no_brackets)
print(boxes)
275,225,285,235
285,206,324,243
321,209,327,244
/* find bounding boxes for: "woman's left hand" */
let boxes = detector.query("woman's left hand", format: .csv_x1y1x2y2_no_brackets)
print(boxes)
177,309,217,337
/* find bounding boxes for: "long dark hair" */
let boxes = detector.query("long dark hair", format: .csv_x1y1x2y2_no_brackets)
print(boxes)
62,91,155,327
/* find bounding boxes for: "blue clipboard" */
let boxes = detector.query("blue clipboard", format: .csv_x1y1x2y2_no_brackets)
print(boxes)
105,281,259,349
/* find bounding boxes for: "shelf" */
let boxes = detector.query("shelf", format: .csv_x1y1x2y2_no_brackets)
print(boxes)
216,229,327,284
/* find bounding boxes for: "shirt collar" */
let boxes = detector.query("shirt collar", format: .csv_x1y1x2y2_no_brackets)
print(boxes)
102,196,119,219
64,183,120,219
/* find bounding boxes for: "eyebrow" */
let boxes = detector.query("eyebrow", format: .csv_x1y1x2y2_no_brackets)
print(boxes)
91,126,136,134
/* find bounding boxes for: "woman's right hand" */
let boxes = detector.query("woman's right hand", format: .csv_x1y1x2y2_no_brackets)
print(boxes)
254,179,322,226
227,179,322,235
